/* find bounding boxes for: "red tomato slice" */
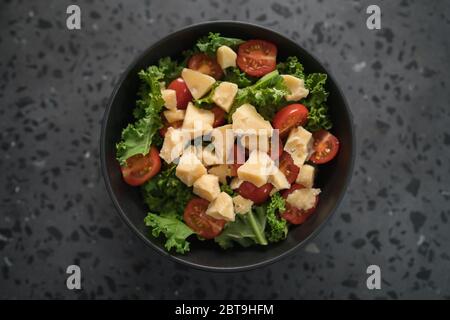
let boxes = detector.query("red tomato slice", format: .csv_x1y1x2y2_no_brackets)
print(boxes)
159,119,183,138
310,130,340,164
238,181,273,205
211,105,226,127
230,143,246,177
183,198,226,239
121,147,161,186
278,151,300,184
272,104,309,138
237,40,277,77
188,53,223,80
167,78,193,110
281,184,319,224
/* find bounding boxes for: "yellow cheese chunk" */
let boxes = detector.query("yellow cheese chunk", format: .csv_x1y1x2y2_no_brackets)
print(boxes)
296,164,316,188
211,124,234,163
159,128,188,164
206,192,235,221
163,109,185,123
182,102,214,138
230,177,244,189
208,164,230,184
212,81,238,112
286,188,321,211
193,174,220,202
281,75,309,101
233,195,253,214
239,134,270,153
269,166,290,190
181,68,216,99
237,150,275,187
216,45,237,70
175,150,207,186
232,104,273,137
284,126,313,167
161,89,177,110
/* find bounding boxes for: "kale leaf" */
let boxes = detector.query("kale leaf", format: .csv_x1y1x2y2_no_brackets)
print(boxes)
264,192,288,243
196,32,244,55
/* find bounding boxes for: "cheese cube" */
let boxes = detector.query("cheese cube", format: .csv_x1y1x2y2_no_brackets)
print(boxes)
284,126,313,167
163,109,185,123
175,150,207,186
233,195,253,214
239,134,270,153
159,128,188,164
286,188,321,211
201,147,219,166
281,75,309,101
206,192,235,221
296,164,316,188
211,124,234,163
182,102,214,138
269,167,290,190
208,164,230,184
216,45,237,70
161,89,177,110
212,82,238,112
230,177,244,189
237,150,275,187
232,104,273,137
181,68,216,99
193,174,220,202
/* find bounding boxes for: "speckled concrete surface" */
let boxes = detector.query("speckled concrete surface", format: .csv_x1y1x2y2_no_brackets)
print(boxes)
1,0,449,299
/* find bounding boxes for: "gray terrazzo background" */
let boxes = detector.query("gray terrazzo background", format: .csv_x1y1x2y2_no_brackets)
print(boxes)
0,0,449,299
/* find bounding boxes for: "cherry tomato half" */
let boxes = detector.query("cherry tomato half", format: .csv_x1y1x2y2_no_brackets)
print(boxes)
310,130,340,164
121,147,161,186
238,181,273,205
188,53,223,80
272,104,309,138
237,40,277,77
159,119,183,138
183,198,226,239
167,78,193,110
281,184,319,225
211,105,226,127
278,151,300,184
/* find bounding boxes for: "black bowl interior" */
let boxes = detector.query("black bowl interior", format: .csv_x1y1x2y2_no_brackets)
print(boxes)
101,21,354,271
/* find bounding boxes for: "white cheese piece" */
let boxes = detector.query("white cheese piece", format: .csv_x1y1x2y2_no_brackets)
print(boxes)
161,89,177,110
284,126,313,167
230,177,244,189
163,109,185,123
237,150,275,187
233,195,253,214
182,102,214,138
232,104,273,137
181,68,216,99
286,188,321,211
211,124,234,163
208,164,230,184
212,81,238,113
296,164,316,188
216,45,237,70
281,75,309,101
206,192,235,221
201,147,219,166
193,174,221,202
269,166,290,190
159,128,188,164
175,149,207,186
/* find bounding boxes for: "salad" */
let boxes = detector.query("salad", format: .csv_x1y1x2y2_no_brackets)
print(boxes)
116,33,340,254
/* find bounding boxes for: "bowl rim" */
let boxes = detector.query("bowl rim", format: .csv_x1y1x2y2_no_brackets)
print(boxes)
100,20,355,272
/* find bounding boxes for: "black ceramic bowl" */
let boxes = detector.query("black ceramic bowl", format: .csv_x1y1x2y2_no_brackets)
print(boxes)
101,21,354,272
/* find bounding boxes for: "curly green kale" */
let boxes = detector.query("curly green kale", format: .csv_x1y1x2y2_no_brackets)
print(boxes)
264,192,288,243
157,56,184,84
116,66,165,165
277,56,305,79
196,32,244,55
223,67,255,88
